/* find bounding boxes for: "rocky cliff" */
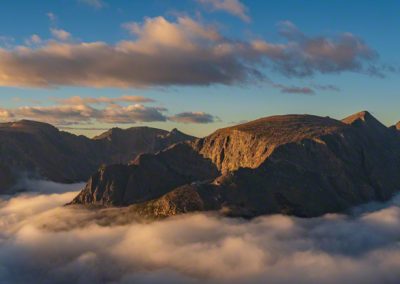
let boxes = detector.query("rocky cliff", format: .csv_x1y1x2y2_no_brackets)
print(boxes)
70,111,400,218
0,120,195,192
70,143,219,206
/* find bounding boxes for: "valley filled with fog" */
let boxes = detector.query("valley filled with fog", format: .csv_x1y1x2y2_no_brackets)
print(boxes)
1,180,400,284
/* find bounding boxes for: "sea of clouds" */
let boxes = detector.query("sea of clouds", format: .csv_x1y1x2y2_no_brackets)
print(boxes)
1,180,400,284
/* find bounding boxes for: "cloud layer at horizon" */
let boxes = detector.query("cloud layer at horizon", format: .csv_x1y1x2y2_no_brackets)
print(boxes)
1,180,400,283
0,95,218,125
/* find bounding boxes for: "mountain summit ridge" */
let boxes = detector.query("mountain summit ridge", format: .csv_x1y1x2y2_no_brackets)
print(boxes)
70,111,400,219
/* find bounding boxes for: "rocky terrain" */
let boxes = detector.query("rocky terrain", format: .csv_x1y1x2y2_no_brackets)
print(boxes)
0,120,194,192
391,121,400,131
70,111,400,218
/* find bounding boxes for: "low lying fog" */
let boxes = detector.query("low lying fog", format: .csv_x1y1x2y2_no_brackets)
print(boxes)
1,180,400,284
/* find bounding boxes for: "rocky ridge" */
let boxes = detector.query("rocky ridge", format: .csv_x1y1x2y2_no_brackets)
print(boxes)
70,111,400,218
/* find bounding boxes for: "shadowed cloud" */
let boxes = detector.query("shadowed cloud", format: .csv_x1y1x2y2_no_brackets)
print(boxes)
169,112,218,124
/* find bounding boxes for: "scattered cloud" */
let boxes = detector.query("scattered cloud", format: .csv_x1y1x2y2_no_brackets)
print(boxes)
1,181,400,283
100,104,168,124
0,104,167,125
279,86,315,95
169,112,218,123
198,0,250,22
267,81,340,95
47,12,57,23
50,28,71,41
78,0,105,9
0,35,15,48
271,82,315,95
0,95,217,125
264,20,379,77
312,84,341,92
0,17,383,88
56,95,155,105
25,34,42,45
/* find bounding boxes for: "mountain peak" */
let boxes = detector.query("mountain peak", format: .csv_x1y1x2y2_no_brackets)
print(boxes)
0,119,59,134
93,126,168,141
342,111,376,124
12,119,55,128
342,110,388,131
217,114,345,143
167,128,189,138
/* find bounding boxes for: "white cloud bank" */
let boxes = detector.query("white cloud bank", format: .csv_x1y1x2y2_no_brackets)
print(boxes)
1,181,400,283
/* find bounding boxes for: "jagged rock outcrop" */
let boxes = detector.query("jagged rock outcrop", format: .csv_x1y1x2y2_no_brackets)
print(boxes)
71,111,400,218
70,142,219,206
0,120,194,192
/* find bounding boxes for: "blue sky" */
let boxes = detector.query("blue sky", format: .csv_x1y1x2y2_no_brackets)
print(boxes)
0,0,399,137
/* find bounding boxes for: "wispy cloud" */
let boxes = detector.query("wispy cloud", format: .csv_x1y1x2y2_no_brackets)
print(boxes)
169,112,218,124
55,95,155,105
267,81,340,95
279,86,315,95
46,12,57,23
50,28,71,41
25,34,42,45
312,84,340,92
0,35,15,48
78,0,105,9
198,0,250,22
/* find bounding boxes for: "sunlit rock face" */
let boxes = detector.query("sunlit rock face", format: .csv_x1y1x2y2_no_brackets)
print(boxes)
390,121,400,132
71,111,400,218
0,120,195,192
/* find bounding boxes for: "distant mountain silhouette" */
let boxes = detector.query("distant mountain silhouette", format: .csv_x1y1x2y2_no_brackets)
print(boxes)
70,111,400,218
0,120,195,192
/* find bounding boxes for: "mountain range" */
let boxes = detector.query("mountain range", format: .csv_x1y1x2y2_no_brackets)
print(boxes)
1,111,400,219
0,120,194,192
